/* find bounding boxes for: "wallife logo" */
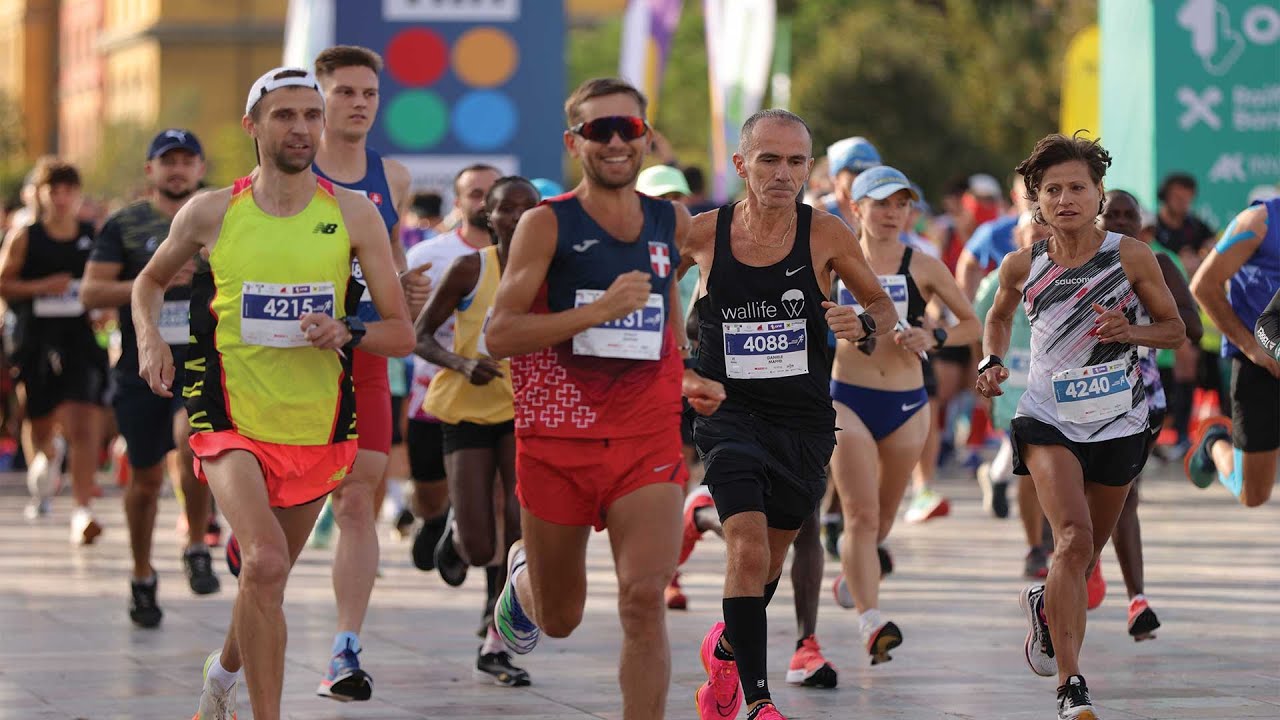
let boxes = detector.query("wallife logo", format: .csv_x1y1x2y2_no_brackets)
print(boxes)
313,222,339,235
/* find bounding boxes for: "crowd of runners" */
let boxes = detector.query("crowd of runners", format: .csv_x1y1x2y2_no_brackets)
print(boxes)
2,45,1277,720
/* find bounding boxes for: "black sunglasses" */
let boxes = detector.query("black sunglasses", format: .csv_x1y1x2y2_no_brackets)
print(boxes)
570,115,648,143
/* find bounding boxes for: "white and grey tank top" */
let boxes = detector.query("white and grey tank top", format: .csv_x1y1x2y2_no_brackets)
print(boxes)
1015,232,1148,442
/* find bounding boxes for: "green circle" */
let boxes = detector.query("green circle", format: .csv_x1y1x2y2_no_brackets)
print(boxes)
385,91,447,150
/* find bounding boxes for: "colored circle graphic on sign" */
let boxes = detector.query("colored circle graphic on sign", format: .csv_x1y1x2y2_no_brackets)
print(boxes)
452,90,517,151
452,28,518,88
386,90,448,150
386,28,448,87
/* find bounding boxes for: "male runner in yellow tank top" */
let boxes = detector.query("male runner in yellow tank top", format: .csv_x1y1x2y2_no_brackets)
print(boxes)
131,67,415,720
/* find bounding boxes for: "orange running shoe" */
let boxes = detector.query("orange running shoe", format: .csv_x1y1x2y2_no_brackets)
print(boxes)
785,634,837,688
1086,561,1106,611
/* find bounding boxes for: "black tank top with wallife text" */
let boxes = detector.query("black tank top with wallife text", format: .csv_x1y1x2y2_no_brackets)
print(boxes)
695,202,835,432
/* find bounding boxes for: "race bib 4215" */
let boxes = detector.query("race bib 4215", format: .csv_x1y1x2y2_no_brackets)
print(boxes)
240,281,336,348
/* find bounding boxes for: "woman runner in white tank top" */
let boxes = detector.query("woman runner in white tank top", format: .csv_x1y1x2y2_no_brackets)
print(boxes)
976,133,1185,720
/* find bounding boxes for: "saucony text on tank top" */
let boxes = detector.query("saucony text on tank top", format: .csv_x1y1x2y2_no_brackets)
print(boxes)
510,193,682,439
185,176,359,446
1016,232,1147,442
695,202,835,432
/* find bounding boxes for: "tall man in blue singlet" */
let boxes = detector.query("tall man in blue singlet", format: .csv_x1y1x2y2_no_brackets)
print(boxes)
680,109,897,720
309,45,432,701
1186,198,1280,506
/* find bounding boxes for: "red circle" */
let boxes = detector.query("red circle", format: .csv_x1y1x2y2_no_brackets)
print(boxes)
385,28,448,87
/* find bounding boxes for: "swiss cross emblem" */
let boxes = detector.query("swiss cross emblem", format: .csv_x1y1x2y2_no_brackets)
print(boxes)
367,191,383,206
649,242,671,278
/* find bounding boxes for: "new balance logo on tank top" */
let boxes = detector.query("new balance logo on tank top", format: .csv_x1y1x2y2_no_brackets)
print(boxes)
1016,232,1147,442
694,202,835,432
313,148,399,322
510,193,682,439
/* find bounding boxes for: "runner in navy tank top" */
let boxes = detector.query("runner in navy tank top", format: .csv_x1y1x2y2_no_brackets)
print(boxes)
978,134,1184,720
308,45,419,704
484,78,725,720
679,109,897,720
1186,196,1280,506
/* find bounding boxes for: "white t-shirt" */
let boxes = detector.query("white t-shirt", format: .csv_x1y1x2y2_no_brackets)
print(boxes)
405,231,484,422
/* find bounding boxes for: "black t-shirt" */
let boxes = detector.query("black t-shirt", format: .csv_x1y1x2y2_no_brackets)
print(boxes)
1155,213,1215,256
9,220,97,360
88,201,192,373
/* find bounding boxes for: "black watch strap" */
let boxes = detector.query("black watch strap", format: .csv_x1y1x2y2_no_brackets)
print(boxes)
933,327,948,349
978,354,1004,374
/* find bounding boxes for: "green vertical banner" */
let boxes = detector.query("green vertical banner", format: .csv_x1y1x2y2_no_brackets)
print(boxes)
770,16,792,111
1102,0,1280,229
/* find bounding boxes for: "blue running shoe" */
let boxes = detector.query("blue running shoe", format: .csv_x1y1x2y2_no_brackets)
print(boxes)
1185,416,1231,489
316,640,372,702
495,541,540,655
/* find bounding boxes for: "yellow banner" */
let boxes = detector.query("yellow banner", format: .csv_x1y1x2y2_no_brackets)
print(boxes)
1061,24,1099,136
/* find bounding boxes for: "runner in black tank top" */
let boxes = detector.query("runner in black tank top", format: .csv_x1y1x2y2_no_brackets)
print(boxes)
825,166,980,669
678,109,897,720
0,159,108,543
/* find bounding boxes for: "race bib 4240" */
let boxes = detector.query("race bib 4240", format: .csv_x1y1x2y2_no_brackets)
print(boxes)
1052,360,1131,424
240,281,336,348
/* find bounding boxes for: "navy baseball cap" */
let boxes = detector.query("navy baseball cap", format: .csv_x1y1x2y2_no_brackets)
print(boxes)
852,166,920,202
147,129,203,160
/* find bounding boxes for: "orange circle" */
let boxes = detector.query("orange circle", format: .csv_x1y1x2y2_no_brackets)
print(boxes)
452,27,518,88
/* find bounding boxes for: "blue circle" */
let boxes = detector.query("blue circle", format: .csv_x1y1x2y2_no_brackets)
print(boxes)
452,91,517,151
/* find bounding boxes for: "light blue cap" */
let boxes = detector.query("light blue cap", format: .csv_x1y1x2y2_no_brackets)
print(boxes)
852,166,920,202
530,178,564,200
826,136,881,177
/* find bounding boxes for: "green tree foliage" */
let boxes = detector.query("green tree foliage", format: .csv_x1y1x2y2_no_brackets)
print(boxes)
569,0,1096,200
0,91,28,203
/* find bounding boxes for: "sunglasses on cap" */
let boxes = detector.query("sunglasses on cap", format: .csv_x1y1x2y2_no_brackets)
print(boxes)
570,115,648,143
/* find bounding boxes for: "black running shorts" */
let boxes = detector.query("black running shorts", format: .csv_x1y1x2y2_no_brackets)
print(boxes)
692,408,835,531
111,368,185,469
1010,416,1147,487
407,419,446,483
1231,356,1280,453
442,420,514,455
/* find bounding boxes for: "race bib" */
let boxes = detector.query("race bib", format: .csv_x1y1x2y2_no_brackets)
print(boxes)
33,280,83,318
158,300,190,346
1052,359,1131,424
572,290,665,361
1005,348,1032,389
723,319,808,379
475,307,494,357
838,274,909,320
240,281,336,348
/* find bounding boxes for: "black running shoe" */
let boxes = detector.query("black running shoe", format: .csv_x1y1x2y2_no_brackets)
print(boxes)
878,545,894,578
1056,674,1097,719
434,512,468,587
394,508,416,539
822,517,842,559
412,512,448,572
185,547,221,595
129,577,163,628
475,650,531,687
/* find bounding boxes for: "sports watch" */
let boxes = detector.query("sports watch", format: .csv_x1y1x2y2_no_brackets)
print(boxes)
932,327,949,349
857,312,877,340
342,316,366,350
977,354,1004,375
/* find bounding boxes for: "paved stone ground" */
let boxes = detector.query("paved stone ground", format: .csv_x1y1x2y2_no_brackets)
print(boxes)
1,456,1277,719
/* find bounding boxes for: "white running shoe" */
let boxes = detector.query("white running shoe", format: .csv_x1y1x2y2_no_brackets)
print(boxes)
832,573,856,609
193,651,239,720
1019,584,1058,677
26,451,50,499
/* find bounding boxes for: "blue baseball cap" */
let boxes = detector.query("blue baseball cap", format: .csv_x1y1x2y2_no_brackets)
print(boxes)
826,136,881,178
852,166,920,202
910,182,930,213
147,129,203,160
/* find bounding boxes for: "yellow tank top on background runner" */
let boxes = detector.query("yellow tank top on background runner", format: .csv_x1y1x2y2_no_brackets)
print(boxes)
185,176,357,445
423,245,513,425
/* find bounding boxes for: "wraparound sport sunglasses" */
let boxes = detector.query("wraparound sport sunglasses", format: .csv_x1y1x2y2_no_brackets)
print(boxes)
569,115,649,143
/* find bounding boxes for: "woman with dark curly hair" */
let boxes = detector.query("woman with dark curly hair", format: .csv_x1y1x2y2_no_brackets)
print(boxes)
976,133,1185,720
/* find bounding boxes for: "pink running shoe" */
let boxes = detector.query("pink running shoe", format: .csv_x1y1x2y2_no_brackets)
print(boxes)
696,621,742,719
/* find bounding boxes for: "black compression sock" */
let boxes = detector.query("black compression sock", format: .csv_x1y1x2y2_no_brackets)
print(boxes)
762,575,781,607
723,596,770,705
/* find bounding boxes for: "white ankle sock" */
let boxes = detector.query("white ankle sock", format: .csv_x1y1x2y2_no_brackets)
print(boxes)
208,654,241,691
859,608,882,635
481,625,505,655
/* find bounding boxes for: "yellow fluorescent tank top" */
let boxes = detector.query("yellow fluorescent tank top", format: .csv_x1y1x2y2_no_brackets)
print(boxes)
185,176,358,445
424,245,513,425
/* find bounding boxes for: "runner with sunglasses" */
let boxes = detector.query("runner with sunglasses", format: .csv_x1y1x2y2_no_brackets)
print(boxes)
486,78,725,720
